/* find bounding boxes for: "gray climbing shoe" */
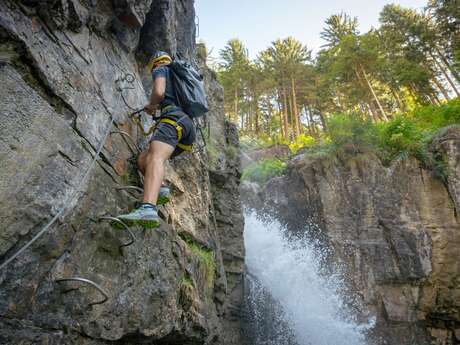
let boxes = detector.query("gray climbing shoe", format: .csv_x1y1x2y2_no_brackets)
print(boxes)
158,186,170,206
117,204,160,229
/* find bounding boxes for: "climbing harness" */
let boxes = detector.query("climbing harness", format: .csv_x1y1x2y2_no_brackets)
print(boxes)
1,65,203,306
154,117,193,152
129,109,156,136
129,106,193,152
55,277,109,306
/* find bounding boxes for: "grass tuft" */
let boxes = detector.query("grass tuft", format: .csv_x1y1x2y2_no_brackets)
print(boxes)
178,232,216,290
242,158,287,184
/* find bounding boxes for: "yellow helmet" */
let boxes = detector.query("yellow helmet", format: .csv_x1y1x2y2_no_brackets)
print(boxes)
147,51,172,72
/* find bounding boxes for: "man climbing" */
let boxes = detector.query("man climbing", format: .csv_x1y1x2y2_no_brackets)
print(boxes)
117,51,196,228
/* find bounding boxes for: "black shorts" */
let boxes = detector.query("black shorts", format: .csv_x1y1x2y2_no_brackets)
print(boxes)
150,111,196,158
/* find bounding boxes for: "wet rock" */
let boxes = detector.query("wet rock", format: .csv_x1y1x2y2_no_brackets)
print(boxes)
259,128,460,345
240,181,263,210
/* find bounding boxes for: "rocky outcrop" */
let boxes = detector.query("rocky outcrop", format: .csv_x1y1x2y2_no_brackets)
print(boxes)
0,1,244,344
241,144,290,169
256,127,460,345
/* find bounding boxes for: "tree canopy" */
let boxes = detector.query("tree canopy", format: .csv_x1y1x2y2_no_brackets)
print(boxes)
215,1,459,146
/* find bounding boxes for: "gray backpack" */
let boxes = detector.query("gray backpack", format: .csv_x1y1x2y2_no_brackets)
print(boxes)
170,60,209,118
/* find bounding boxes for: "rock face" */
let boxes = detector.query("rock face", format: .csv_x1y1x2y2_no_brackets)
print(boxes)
0,1,244,344
257,128,460,345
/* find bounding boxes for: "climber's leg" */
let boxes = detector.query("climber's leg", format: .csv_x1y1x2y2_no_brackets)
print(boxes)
137,150,171,205
117,141,173,228
142,140,174,205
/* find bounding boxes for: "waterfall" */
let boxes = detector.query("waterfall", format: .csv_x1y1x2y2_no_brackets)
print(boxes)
244,212,373,345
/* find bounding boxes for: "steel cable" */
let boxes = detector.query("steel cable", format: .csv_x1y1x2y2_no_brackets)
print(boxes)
0,118,114,270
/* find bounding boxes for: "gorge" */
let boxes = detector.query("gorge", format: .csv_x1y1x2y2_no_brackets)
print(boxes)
0,1,459,345
243,126,460,345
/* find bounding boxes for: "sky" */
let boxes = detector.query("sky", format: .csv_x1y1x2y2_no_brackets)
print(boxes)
195,0,427,60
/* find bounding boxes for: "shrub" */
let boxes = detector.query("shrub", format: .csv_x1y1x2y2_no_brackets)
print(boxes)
410,98,460,130
242,158,287,184
240,136,271,151
241,99,459,179
241,133,317,155
326,113,379,150
300,141,337,159
299,99,459,180
288,134,317,153
377,116,428,162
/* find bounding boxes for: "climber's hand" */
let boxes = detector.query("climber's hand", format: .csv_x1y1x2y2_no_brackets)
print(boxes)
144,104,156,115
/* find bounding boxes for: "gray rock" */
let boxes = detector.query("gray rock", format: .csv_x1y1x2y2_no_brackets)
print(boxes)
0,1,244,344
257,130,460,345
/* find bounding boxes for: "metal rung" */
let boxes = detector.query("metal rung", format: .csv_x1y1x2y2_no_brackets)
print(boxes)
115,186,140,202
110,130,141,153
99,216,136,248
55,277,109,305
116,185,143,194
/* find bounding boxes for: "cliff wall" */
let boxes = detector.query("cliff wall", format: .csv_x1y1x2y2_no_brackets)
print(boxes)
0,1,244,344
257,127,460,345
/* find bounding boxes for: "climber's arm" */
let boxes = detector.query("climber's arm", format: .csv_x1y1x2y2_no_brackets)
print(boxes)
145,72,166,115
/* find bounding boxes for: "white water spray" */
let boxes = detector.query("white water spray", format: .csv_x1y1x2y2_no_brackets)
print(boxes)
244,213,373,345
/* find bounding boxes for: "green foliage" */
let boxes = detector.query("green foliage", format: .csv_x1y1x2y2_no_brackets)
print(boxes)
213,1,459,173
299,142,337,159
178,273,195,309
378,116,427,162
120,171,131,185
287,134,317,154
321,12,359,48
180,274,194,289
326,113,379,150
376,99,460,164
196,42,208,62
241,133,316,155
242,159,287,184
301,100,459,179
179,232,216,290
224,144,238,159
409,99,460,130
119,166,138,186
205,134,239,165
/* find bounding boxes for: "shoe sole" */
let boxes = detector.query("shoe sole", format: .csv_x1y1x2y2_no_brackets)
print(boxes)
112,218,160,229
157,195,170,206
110,220,126,230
